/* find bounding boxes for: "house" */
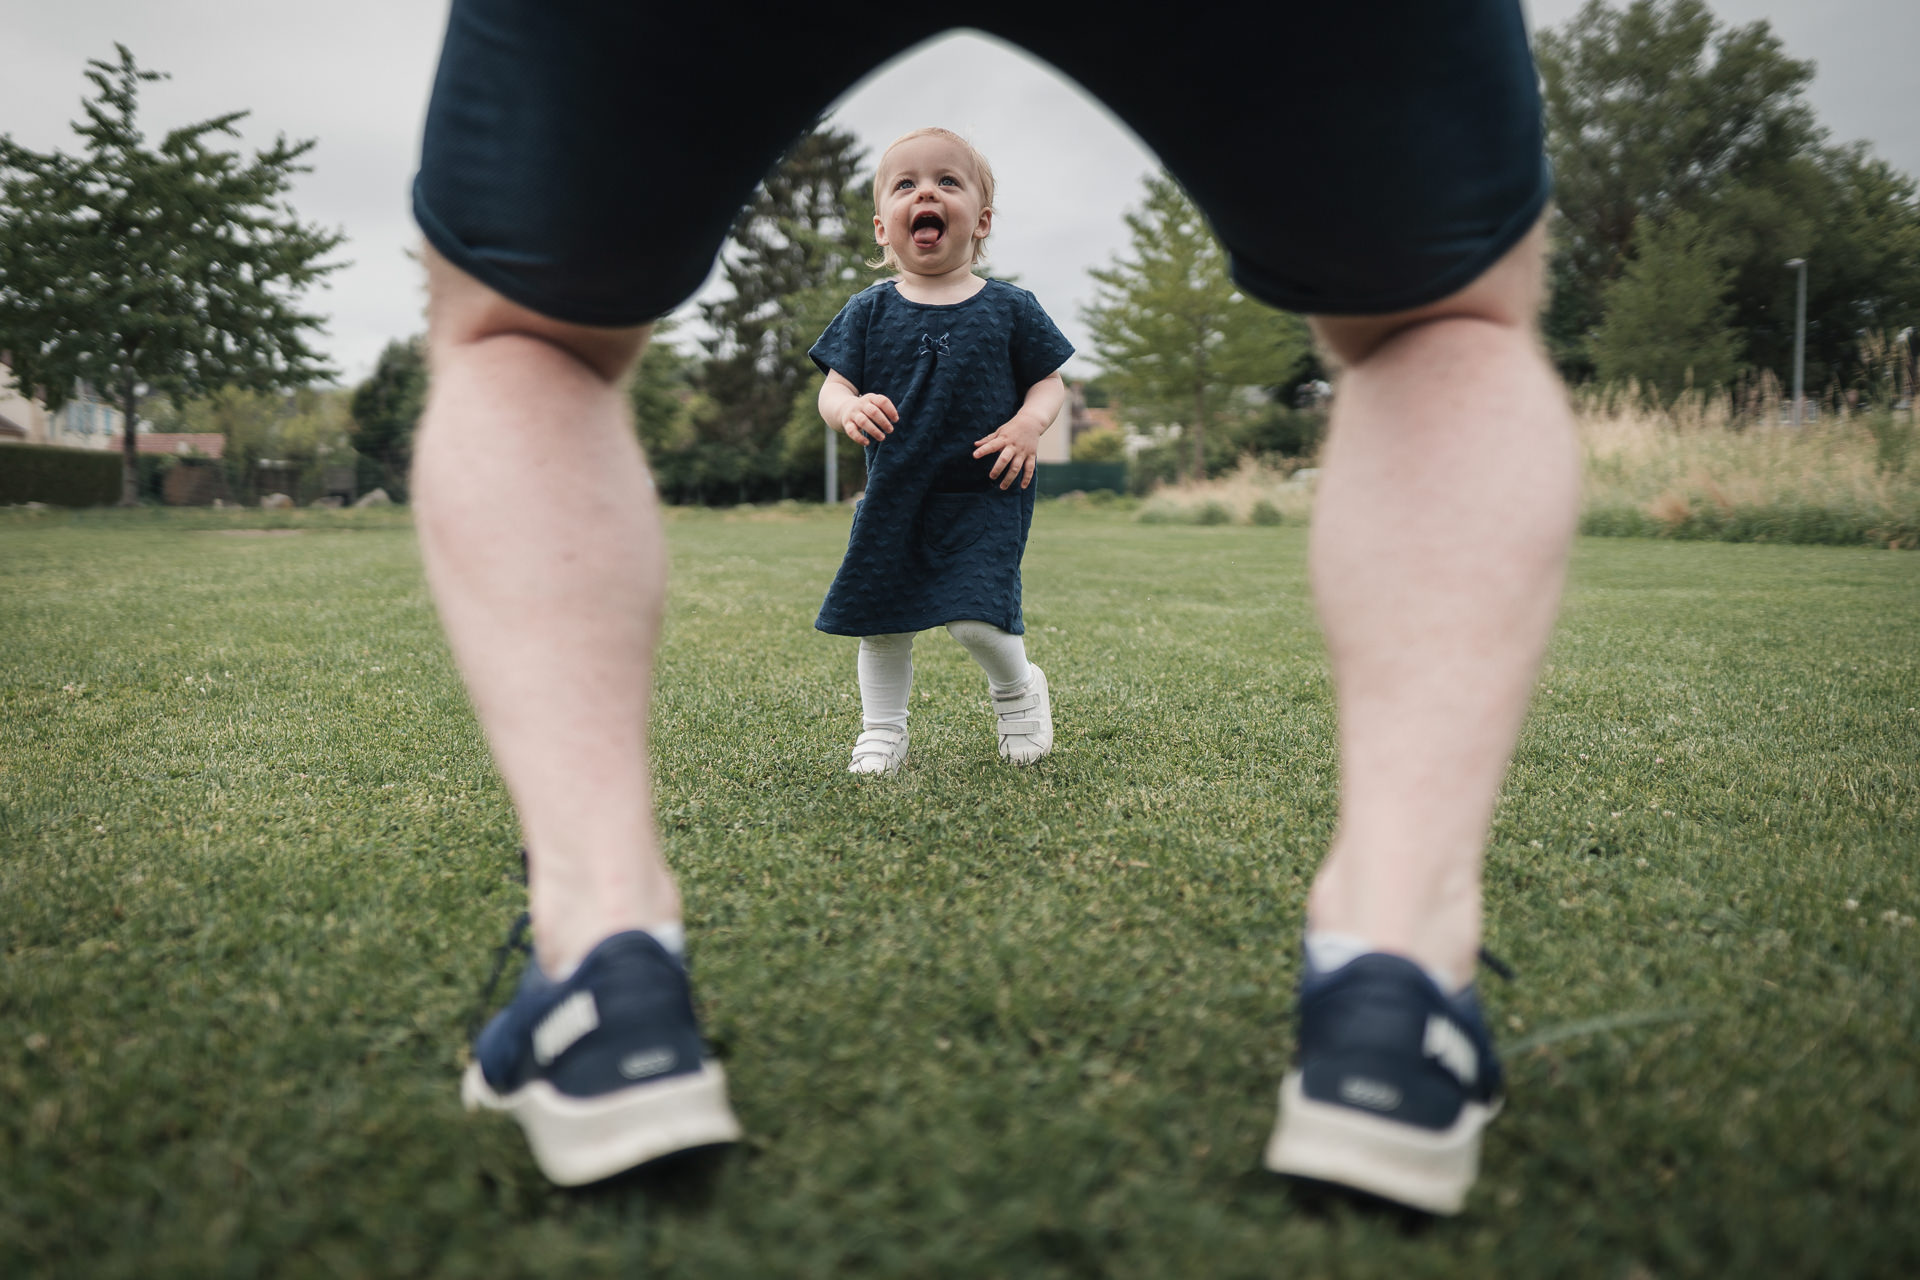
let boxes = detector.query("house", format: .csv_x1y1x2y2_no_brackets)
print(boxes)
0,361,48,444
1034,381,1116,463
114,432,226,460
1037,398,1072,462
0,359,138,451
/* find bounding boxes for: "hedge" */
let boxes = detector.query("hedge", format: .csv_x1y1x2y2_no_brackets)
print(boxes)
0,443,121,507
1035,461,1128,496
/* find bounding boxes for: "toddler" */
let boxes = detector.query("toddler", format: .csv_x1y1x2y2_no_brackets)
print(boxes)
810,128,1073,775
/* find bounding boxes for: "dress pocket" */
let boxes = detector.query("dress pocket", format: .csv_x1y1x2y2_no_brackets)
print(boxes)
918,492,1001,560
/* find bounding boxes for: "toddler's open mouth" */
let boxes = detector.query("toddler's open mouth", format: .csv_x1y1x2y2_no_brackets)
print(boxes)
911,210,945,249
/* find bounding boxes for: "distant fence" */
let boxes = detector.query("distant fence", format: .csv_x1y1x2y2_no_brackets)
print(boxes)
1035,461,1127,496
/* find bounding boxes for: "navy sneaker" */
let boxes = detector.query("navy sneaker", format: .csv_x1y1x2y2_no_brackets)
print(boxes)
1263,952,1504,1215
461,929,742,1185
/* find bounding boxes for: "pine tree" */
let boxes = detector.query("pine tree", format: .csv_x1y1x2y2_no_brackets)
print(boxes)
697,127,874,502
1081,173,1306,480
348,338,427,501
0,46,343,504
1590,210,1742,399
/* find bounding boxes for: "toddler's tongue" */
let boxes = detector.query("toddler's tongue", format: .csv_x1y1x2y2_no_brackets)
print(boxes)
913,225,942,249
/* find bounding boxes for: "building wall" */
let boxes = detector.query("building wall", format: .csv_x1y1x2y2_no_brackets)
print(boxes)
47,392,126,450
0,365,124,450
0,365,49,443
1038,394,1073,463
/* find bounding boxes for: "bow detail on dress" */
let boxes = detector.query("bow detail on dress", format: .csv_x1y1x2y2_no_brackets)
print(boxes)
919,332,951,357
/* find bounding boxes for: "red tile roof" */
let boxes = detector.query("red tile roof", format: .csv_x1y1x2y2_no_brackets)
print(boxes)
115,433,226,459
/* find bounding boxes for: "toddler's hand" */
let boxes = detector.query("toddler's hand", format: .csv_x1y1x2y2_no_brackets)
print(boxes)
841,393,899,444
972,411,1045,491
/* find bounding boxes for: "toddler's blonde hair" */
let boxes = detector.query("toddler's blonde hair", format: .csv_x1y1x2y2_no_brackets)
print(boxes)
869,127,996,272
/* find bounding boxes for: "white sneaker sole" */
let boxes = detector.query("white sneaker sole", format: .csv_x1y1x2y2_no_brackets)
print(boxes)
463,1060,742,1186
1262,1071,1500,1215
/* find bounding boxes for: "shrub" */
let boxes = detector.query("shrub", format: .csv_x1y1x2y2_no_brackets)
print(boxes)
1249,499,1284,526
135,454,173,502
0,444,121,506
1194,500,1233,525
1233,406,1326,459
1070,426,1126,464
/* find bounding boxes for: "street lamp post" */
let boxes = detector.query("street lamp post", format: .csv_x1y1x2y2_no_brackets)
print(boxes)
1785,257,1807,427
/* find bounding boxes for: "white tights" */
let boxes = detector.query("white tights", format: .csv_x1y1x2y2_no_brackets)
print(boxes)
857,621,1032,729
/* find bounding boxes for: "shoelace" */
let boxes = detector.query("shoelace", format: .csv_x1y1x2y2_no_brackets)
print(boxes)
463,849,534,1044
1478,947,1515,982
1474,948,1515,1095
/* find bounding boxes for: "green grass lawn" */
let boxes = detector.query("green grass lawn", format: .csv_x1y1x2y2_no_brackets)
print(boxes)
2,505,1916,1278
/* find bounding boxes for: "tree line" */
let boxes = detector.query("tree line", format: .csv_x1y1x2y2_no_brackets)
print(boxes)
4,2,1916,507
1542,0,1920,402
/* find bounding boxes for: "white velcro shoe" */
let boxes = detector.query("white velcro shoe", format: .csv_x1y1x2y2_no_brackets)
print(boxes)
848,724,908,775
993,665,1053,765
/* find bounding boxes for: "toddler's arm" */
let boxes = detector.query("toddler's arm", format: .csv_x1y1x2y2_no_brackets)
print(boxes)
972,372,1067,491
819,370,898,444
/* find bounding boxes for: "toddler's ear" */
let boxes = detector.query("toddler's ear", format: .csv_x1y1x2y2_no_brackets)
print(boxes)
872,213,889,247
973,206,993,239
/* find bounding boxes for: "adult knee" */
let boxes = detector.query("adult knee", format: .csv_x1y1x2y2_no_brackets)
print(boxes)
424,245,651,385
1310,218,1548,369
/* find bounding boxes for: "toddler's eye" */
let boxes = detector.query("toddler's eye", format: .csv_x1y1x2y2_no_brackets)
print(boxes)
894,178,914,191
939,176,959,187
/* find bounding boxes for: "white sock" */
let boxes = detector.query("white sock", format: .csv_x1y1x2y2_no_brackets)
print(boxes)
945,619,1031,697
645,921,686,964
856,632,917,729
1304,930,1464,995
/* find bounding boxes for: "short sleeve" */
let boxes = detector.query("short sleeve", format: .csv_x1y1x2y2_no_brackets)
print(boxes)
809,288,874,384
1008,287,1075,393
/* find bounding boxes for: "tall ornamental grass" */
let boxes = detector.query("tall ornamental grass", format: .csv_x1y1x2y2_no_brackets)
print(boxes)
1132,336,1919,549
1130,456,1317,527
1578,372,1918,550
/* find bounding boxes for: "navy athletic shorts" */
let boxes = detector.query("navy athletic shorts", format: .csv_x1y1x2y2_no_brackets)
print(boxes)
414,1,1552,327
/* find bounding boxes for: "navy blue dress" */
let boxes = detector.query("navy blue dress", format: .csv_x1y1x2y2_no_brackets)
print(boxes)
810,279,1074,637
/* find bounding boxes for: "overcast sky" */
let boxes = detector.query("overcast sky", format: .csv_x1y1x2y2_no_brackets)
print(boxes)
4,1,1916,385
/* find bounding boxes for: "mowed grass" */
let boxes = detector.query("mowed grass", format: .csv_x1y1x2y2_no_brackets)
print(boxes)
1,506,1916,1279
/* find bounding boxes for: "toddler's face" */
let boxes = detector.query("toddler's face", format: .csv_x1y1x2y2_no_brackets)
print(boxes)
873,135,992,277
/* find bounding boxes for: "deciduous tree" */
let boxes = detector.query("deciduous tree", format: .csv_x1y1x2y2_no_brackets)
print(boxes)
1537,0,1920,389
0,46,342,503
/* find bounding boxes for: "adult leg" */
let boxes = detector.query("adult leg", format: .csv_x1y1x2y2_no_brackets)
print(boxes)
412,247,675,976
1304,218,1578,986
1259,221,1576,1214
